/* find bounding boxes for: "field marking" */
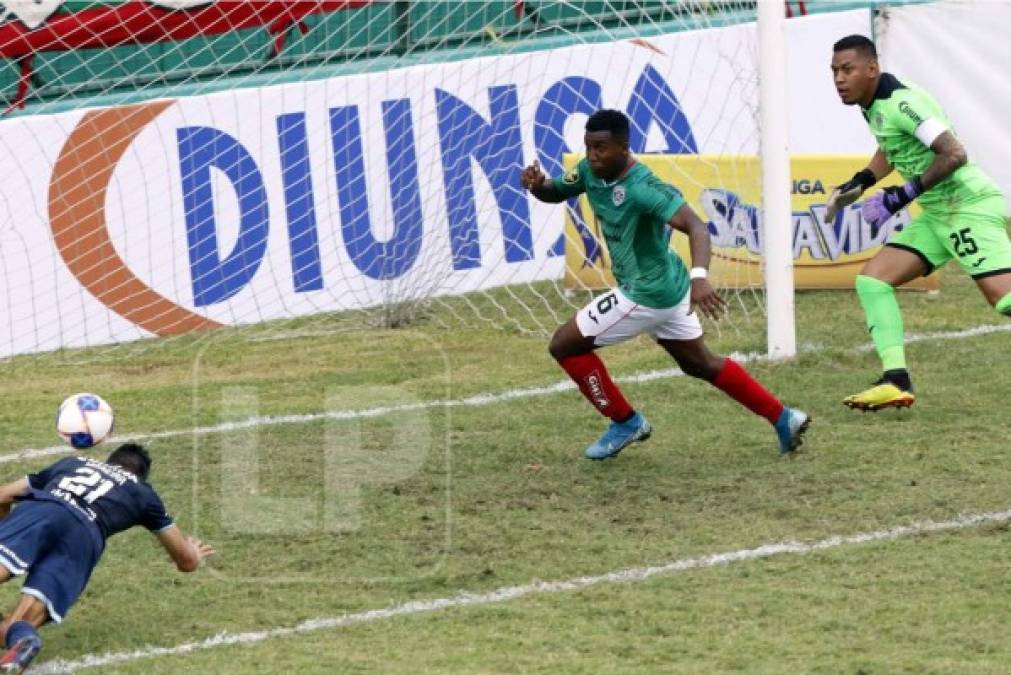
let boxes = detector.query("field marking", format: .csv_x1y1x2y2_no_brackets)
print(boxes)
34,507,1011,673
856,321,1011,351
5,321,1011,466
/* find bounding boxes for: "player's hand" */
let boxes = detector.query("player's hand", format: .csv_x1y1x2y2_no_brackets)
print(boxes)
825,182,864,221
862,180,921,227
188,536,216,565
520,160,547,191
689,278,726,321
826,168,877,221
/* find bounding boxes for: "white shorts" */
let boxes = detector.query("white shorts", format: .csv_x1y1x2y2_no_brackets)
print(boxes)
575,288,702,347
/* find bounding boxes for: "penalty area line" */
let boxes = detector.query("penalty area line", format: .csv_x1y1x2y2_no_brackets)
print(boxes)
34,507,1011,673
4,321,1009,466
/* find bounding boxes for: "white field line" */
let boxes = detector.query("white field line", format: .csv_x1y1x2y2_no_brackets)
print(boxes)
34,507,1011,674
855,321,1011,351
0,359,756,466
5,321,1010,465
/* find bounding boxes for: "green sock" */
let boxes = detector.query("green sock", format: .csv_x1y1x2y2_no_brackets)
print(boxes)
855,274,906,371
996,291,1011,316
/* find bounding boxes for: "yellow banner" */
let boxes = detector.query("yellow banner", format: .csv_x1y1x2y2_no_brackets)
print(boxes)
563,154,939,291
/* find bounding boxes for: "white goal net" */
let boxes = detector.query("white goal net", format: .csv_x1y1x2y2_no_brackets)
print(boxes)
0,0,800,361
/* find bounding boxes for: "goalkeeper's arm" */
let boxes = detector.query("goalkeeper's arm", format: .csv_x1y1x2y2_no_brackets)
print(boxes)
826,149,893,220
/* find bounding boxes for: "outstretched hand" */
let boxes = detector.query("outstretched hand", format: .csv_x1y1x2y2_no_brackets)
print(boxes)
689,278,726,321
188,536,216,566
520,160,547,191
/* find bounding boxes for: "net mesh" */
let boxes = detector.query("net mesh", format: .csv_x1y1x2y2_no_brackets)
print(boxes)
0,0,772,362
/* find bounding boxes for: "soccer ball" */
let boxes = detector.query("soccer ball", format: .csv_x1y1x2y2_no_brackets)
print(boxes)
56,393,115,449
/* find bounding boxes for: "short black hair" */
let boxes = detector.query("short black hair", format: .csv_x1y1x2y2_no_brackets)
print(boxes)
107,443,152,481
585,109,630,142
833,34,877,59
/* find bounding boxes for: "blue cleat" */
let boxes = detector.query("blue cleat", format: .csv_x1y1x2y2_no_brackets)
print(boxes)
0,634,42,674
774,407,811,455
585,412,652,460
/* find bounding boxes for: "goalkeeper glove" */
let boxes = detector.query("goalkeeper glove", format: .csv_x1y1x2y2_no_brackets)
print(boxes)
825,168,877,221
862,178,924,228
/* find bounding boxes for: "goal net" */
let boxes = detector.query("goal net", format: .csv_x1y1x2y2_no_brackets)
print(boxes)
0,0,790,361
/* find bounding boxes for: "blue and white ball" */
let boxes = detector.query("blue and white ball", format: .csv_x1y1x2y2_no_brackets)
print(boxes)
56,393,115,449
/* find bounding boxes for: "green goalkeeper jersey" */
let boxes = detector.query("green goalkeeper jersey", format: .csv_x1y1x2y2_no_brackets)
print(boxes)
554,158,689,309
864,73,1003,210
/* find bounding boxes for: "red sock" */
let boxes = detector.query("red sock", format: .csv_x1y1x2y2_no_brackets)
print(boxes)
558,353,634,422
712,358,784,424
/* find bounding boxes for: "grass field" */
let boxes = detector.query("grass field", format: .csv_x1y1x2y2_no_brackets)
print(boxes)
2,266,1010,673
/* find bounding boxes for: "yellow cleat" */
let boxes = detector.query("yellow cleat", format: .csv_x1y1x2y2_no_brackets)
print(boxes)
843,382,915,411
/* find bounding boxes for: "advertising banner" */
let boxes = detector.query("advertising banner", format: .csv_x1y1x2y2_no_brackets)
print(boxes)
564,154,939,291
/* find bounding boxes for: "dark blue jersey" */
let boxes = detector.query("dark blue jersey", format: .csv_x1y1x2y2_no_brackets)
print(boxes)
25,457,173,549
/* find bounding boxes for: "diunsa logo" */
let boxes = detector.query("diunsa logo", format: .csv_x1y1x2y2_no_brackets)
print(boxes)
48,100,222,337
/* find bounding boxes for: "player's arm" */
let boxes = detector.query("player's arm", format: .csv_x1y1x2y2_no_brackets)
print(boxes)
520,161,576,203
0,478,28,520
919,130,967,190
826,149,894,221
155,525,215,573
863,98,966,226
669,204,726,320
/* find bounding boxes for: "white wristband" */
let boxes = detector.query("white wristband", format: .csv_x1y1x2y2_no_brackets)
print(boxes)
689,267,708,280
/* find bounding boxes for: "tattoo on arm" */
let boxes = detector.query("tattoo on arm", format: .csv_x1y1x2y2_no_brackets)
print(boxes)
920,131,967,190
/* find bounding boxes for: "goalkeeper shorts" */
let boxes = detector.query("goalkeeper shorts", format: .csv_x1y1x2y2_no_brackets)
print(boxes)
887,194,1011,279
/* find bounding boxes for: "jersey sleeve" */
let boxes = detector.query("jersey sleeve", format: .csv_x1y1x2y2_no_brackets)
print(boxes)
26,457,77,490
632,175,686,224
550,160,587,197
891,89,947,142
140,486,174,532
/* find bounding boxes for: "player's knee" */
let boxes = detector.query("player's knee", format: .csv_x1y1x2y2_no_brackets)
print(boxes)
995,290,1011,317
548,331,576,361
677,354,719,381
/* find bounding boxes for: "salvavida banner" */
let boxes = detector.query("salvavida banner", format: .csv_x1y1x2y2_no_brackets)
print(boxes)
563,154,940,292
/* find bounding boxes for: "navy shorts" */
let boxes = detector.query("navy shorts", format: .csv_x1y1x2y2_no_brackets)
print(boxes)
0,499,102,623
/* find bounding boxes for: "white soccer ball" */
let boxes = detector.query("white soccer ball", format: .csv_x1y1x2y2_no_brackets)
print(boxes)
56,393,115,449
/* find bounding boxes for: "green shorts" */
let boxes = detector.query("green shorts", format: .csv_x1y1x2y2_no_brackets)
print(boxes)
887,195,1011,279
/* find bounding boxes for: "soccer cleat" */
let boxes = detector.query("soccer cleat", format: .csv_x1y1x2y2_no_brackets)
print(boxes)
0,634,42,674
774,407,811,455
585,412,652,460
843,381,915,411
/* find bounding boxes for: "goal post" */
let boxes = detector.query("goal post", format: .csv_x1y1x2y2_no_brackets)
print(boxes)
757,0,797,359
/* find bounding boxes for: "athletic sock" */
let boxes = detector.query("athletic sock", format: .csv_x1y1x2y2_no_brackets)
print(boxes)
855,274,907,371
712,358,785,424
558,353,634,422
4,620,38,648
996,290,1011,316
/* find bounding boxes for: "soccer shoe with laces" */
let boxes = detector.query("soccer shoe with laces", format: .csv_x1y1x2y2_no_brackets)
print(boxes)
774,407,811,455
585,412,652,460
0,634,42,673
843,379,915,411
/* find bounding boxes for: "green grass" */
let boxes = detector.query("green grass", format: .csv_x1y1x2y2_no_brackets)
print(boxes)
2,267,1010,673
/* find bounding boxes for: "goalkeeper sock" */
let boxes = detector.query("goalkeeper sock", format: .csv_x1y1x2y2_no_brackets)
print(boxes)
855,274,907,371
995,290,1011,316
712,358,784,424
558,353,634,422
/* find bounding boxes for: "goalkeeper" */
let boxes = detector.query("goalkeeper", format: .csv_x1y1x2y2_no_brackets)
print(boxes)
828,35,1011,411
521,109,809,460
